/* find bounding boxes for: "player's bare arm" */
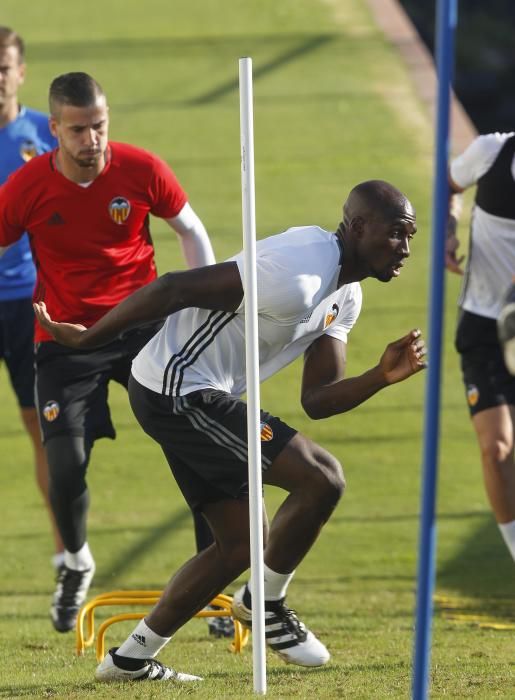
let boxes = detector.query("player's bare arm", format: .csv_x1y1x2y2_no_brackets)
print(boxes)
446,175,465,275
301,330,426,420
34,261,244,349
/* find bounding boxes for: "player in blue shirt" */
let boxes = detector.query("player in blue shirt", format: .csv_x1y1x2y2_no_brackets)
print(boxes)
0,26,63,567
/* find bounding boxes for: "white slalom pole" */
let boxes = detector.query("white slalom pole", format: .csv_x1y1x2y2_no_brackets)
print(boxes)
239,56,267,695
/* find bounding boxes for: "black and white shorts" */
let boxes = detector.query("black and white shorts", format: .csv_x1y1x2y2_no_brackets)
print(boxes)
456,309,515,416
128,375,297,511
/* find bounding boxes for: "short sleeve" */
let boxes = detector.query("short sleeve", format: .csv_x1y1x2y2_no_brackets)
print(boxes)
325,284,362,343
451,133,515,189
148,155,188,219
233,251,327,321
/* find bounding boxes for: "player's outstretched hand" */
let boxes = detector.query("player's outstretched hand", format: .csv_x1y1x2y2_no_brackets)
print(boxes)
379,329,427,385
33,301,87,348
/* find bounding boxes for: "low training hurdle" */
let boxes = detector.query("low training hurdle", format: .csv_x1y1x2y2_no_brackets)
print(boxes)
76,590,249,662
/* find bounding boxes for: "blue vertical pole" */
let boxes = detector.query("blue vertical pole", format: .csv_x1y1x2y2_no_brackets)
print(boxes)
412,1,456,698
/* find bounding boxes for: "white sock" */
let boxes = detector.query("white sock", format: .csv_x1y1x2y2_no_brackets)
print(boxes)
254,563,295,601
64,542,94,571
51,552,65,570
117,619,171,659
498,521,515,562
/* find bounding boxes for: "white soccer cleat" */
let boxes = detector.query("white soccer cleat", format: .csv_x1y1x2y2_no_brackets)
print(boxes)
95,648,203,682
232,585,330,667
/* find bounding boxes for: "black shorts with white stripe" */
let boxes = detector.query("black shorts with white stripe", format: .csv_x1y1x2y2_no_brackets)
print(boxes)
128,375,297,510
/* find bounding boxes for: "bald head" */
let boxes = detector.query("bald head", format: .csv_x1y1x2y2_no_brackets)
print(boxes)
337,180,417,284
343,180,415,227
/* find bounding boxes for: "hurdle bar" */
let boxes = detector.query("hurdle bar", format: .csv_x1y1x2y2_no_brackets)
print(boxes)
76,591,249,661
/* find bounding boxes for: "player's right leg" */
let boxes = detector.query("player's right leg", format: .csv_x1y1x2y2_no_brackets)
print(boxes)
233,432,343,667
472,404,515,560
457,311,515,563
35,341,116,632
45,434,95,632
128,378,336,669
498,281,515,374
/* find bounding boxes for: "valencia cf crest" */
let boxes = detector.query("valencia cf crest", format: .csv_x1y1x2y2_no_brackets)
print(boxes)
260,422,274,442
42,400,60,422
324,303,339,329
20,140,38,162
466,384,479,407
108,196,131,224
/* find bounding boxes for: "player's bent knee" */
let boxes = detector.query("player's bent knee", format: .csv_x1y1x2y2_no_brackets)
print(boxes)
218,539,251,575
480,436,513,466
320,454,345,505
46,435,90,493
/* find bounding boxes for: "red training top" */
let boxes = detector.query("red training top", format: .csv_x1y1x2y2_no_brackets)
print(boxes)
0,142,187,342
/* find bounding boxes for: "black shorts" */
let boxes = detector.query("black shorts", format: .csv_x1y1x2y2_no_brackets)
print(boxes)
456,310,515,416
128,376,298,511
35,323,162,444
0,297,36,408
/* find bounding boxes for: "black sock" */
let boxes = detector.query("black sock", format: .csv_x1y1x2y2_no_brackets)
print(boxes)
110,648,147,670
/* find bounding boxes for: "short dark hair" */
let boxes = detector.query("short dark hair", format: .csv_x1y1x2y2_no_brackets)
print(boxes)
0,26,25,62
49,72,105,115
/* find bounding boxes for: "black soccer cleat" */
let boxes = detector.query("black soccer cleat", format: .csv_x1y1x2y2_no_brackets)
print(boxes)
231,585,330,667
205,604,235,638
50,564,95,633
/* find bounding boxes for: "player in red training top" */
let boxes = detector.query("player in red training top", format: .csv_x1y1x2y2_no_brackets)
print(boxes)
0,72,225,635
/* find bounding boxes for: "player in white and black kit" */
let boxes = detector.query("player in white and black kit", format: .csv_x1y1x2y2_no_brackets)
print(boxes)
447,132,515,564
34,180,427,684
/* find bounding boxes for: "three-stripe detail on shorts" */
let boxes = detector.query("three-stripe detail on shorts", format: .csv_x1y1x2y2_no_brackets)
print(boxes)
173,395,272,469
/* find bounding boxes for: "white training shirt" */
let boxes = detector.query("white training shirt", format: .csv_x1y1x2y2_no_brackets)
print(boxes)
131,225,362,397
450,132,515,319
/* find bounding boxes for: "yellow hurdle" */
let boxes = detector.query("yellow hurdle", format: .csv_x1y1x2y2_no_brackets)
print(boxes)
76,591,249,661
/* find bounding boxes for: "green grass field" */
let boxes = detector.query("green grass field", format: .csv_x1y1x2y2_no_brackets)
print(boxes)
1,0,514,697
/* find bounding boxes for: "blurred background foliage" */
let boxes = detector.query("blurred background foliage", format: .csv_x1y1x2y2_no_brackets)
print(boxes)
400,0,515,133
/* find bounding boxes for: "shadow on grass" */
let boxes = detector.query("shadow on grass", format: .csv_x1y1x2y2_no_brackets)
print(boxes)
186,34,333,106
93,507,193,587
435,514,515,627
438,515,515,600
30,33,336,110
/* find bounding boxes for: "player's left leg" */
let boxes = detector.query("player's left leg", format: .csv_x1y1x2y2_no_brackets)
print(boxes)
35,341,118,632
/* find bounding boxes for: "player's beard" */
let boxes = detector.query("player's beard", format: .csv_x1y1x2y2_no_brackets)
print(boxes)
74,150,103,168
58,140,104,170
